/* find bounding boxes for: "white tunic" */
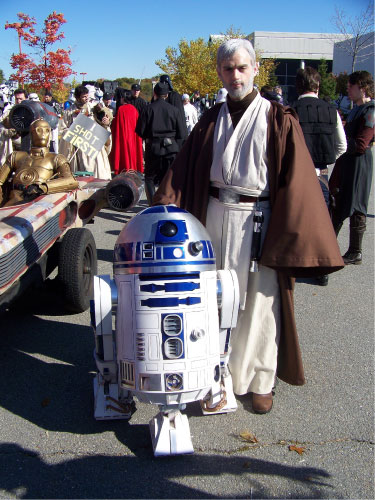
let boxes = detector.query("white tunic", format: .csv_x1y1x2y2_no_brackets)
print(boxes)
183,102,198,134
206,93,281,395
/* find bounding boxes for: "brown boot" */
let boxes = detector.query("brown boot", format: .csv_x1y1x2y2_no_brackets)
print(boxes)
252,392,273,414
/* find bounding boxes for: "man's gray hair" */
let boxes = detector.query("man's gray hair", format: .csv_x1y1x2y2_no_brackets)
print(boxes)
217,38,256,67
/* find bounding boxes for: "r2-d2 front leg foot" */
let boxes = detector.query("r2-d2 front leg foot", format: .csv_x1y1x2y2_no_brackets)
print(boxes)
149,406,194,456
200,371,238,415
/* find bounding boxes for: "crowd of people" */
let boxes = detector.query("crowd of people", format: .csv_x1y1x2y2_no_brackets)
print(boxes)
0,38,373,415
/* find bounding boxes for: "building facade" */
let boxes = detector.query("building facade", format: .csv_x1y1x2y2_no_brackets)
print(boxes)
333,32,374,77
249,31,347,102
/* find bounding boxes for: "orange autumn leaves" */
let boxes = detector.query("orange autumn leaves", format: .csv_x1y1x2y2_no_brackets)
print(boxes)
5,11,74,91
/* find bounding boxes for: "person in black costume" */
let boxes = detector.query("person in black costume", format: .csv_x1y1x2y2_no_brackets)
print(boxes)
293,66,347,285
130,83,148,115
330,71,375,266
157,75,188,146
135,82,186,204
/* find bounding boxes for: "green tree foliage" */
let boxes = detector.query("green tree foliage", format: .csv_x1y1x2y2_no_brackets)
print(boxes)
115,77,155,102
318,59,338,101
0,69,4,84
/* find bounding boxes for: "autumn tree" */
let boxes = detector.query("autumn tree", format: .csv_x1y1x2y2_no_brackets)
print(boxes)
219,26,279,90
155,27,277,97
5,11,74,92
331,1,374,73
4,13,36,86
156,38,221,96
256,55,279,90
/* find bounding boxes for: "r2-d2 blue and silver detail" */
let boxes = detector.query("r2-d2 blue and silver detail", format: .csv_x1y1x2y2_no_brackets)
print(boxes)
91,205,239,456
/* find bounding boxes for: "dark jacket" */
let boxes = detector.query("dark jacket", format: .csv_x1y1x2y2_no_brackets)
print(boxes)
136,98,186,156
294,97,337,165
329,101,375,222
129,95,148,116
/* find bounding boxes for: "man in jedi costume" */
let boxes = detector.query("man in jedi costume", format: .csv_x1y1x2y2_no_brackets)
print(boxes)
153,39,344,414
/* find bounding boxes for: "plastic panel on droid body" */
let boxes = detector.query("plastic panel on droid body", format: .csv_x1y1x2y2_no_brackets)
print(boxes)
91,205,239,455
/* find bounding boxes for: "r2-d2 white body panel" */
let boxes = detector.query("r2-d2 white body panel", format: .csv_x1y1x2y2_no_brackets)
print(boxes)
91,205,239,456
116,271,220,406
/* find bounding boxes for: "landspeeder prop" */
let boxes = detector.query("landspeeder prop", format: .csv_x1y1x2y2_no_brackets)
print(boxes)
91,205,240,456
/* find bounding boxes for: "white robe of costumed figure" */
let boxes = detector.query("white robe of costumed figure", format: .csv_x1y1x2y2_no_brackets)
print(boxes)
0,123,14,165
0,101,15,164
183,102,198,134
59,102,112,180
207,93,281,396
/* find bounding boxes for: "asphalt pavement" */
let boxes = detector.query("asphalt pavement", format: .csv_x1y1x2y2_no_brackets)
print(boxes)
0,184,373,499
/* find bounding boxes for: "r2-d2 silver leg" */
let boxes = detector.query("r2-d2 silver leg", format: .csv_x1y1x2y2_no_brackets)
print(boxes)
201,269,239,415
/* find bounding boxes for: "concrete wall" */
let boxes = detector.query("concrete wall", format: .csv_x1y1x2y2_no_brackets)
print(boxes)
333,32,374,76
249,31,346,60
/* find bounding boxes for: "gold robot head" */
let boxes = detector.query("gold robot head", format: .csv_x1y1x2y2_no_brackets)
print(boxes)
30,119,51,148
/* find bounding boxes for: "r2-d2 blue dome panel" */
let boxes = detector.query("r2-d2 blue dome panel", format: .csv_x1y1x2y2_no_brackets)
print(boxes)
114,206,216,275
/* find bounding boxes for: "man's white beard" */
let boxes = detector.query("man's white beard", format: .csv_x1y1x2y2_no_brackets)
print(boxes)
227,80,253,101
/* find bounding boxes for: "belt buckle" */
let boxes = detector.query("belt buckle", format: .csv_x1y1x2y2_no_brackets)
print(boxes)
218,188,239,203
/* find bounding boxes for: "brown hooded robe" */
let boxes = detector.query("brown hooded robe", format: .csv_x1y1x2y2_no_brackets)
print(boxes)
153,100,344,386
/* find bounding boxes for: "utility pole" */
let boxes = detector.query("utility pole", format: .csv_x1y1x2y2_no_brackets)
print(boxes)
80,72,87,83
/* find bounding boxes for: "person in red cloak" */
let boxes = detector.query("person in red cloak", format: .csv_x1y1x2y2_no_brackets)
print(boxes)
109,89,144,175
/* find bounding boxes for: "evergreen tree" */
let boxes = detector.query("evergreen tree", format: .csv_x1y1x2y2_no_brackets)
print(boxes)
318,59,338,102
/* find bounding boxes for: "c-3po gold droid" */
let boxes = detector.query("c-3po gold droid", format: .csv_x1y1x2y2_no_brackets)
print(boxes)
0,118,78,207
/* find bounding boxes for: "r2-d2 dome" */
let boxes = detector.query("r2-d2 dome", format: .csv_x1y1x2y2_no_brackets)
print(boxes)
113,205,216,276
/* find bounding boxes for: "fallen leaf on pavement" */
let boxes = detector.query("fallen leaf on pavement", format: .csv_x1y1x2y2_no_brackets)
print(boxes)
240,431,258,443
289,445,305,455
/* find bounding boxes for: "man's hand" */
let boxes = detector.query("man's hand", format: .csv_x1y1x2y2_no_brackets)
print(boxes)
4,128,18,138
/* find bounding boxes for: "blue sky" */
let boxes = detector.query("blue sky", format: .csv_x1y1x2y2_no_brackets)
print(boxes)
0,0,371,83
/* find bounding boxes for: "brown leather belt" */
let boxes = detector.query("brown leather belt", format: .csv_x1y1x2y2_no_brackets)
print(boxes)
209,186,270,203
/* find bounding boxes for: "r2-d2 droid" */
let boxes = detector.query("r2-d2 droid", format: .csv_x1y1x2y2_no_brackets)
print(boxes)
91,206,239,456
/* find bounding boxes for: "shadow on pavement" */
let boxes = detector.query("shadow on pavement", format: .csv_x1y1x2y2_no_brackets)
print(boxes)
0,306,332,499
0,442,331,499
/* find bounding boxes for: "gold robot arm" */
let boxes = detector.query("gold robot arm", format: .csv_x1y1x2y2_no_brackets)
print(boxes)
0,153,16,186
39,155,79,194
0,153,17,204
